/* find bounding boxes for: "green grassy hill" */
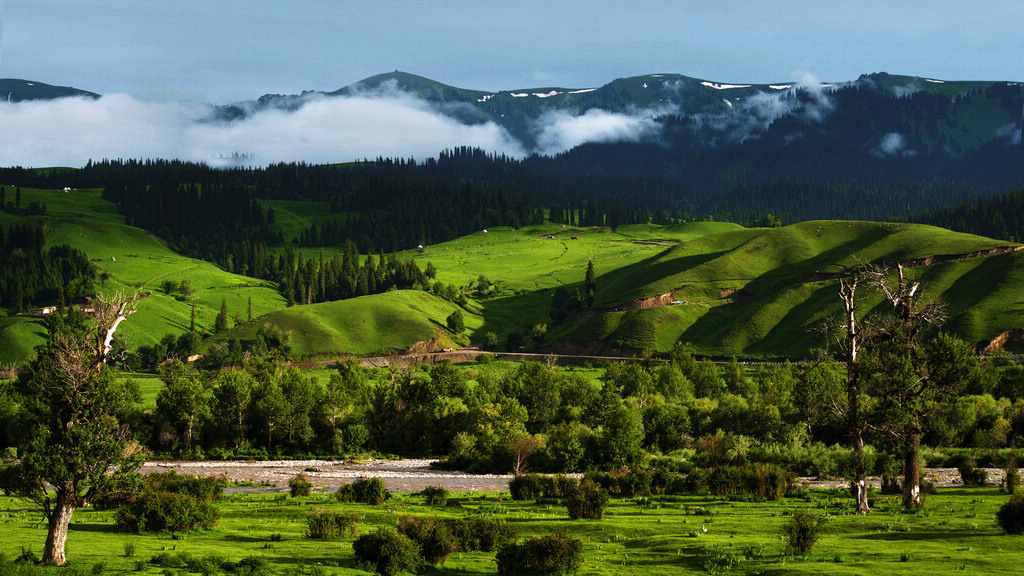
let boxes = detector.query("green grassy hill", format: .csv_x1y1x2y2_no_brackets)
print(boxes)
0,186,284,364
3,186,1022,363
206,290,471,359
552,221,1022,356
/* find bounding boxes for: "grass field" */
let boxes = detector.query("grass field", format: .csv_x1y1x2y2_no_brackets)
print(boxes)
4,184,1023,362
0,487,1019,575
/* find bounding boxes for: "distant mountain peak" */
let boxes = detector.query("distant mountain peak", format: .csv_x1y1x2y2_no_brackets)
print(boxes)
0,79,99,102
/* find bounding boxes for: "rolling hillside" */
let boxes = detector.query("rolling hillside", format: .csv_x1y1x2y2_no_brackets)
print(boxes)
2,187,1022,364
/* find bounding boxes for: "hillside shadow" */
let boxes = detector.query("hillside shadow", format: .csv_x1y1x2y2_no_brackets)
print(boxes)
596,250,728,306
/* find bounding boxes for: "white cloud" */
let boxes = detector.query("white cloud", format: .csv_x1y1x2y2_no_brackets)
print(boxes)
996,122,1022,146
0,90,526,167
874,132,917,157
531,106,675,155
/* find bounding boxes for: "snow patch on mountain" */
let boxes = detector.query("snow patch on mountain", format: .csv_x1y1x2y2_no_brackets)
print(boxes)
702,81,752,90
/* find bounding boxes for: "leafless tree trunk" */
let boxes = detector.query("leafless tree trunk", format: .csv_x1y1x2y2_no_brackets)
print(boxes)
839,276,871,515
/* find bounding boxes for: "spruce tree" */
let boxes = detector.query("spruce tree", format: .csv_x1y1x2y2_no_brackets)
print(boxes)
215,298,229,332
585,260,596,307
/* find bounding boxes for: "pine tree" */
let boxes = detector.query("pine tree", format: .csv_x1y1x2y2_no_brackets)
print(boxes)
585,260,596,307
247,296,253,321
215,298,229,333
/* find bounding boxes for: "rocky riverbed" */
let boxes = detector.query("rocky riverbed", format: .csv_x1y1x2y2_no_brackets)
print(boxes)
142,459,1012,494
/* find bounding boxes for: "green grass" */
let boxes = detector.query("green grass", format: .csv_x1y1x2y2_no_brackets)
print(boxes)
207,290,471,360
554,221,1022,356
1,186,285,359
0,487,1020,575
4,186,1022,362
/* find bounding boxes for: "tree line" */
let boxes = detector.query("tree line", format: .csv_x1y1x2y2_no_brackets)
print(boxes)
0,223,96,312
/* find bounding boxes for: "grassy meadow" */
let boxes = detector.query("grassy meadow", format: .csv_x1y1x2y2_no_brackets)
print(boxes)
4,184,1024,363
0,487,1020,575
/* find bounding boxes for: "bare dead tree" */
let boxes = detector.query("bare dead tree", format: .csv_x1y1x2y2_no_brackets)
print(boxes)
835,271,873,515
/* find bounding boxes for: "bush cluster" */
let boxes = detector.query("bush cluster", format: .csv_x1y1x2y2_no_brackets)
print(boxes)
397,516,457,565
997,493,1024,534
958,461,989,486
337,477,391,505
306,508,360,539
289,472,314,497
781,511,827,555
115,472,225,533
1004,465,1021,493
587,467,671,497
355,516,519,572
496,531,584,575
420,485,449,506
352,528,421,576
509,473,577,501
441,517,518,552
565,479,610,520
680,462,796,499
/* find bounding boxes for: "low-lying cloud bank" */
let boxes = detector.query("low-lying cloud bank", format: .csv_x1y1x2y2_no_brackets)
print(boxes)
0,87,679,167
0,91,529,167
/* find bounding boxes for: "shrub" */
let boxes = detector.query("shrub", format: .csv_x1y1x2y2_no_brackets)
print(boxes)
544,474,578,498
679,463,795,499
880,472,902,495
496,531,584,575
618,468,653,497
510,474,545,501
337,477,391,505
650,467,680,495
565,479,610,520
306,509,360,539
442,517,518,552
997,493,1024,534
1005,465,1021,493
115,488,220,533
397,516,457,565
781,511,827,555
958,461,988,486
352,528,422,576
420,485,449,506
144,471,227,501
289,472,314,497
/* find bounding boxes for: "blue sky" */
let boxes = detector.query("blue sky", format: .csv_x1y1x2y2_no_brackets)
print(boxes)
2,0,1024,102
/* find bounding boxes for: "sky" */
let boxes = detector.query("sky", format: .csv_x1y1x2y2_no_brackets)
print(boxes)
3,0,1023,101
1,0,1023,167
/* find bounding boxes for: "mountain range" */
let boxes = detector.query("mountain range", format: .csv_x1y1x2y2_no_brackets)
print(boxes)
4,71,1023,193
220,70,1023,159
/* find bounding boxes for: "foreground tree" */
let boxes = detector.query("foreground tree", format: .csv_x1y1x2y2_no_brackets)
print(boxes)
2,297,143,565
862,265,976,508
836,272,873,515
